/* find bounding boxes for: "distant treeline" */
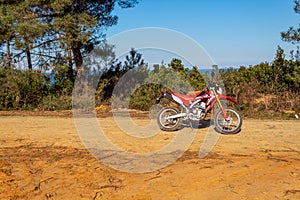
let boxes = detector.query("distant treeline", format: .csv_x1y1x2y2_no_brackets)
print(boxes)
0,47,299,118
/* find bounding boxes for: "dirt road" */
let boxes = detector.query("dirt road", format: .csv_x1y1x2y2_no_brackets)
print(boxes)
0,114,299,199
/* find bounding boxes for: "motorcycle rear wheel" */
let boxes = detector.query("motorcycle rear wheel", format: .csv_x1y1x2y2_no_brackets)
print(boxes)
214,107,242,134
157,107,182,131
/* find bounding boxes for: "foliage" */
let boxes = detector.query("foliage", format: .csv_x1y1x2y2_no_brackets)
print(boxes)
0,0,139,111
221,46,300,117
0,67,48,110
0,67,74,110
0,0,139,73
281,0,300,44
128,58,206,111
0,46,299,118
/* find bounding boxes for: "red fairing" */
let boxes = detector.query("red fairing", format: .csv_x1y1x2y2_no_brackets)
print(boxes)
171,91,209,106
171,92,194,106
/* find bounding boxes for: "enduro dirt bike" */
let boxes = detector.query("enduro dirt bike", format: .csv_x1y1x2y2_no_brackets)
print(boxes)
155,83,242,134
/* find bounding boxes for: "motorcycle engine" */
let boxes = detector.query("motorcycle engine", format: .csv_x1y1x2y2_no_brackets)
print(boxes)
189,102,206,120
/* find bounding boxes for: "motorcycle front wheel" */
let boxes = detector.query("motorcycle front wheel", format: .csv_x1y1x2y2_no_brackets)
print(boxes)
214,107,242,134
157,107,182,131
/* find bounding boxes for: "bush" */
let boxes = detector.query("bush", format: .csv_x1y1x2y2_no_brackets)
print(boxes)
0,68,50,110
0,66,73,111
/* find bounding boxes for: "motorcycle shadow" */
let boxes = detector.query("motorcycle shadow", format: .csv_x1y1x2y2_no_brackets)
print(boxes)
181,119,212,129
180,119,241,134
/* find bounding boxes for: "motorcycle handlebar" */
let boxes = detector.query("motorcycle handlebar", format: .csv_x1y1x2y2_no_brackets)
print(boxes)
207,83,218,90
207,83,222,94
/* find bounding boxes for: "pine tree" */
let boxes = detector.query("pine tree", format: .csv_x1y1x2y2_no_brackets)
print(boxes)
281,0,300,44
0,0,139,72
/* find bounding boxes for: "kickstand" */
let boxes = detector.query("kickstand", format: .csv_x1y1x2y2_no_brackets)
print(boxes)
188,119,194,129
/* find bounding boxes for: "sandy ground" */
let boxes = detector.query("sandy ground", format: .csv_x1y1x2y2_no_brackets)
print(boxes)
0,113,299,200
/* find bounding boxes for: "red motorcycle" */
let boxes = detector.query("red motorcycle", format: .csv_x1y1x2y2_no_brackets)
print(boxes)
155,83,242,134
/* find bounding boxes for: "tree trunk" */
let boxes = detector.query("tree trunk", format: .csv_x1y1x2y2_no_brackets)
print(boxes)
26,46,32,70
71,45,83,72
67,47,74,83
71,42,86,84
5,39,11,68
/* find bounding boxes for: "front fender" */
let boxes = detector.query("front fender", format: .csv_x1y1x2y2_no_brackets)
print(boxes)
218,94,238,104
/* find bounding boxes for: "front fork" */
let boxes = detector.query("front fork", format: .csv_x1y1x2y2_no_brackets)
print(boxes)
212,89,228,119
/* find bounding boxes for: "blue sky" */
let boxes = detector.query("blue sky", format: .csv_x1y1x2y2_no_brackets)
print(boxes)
106,0,299,68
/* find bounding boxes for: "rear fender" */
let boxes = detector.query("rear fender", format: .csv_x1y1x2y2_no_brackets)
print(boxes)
155,92,180,105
